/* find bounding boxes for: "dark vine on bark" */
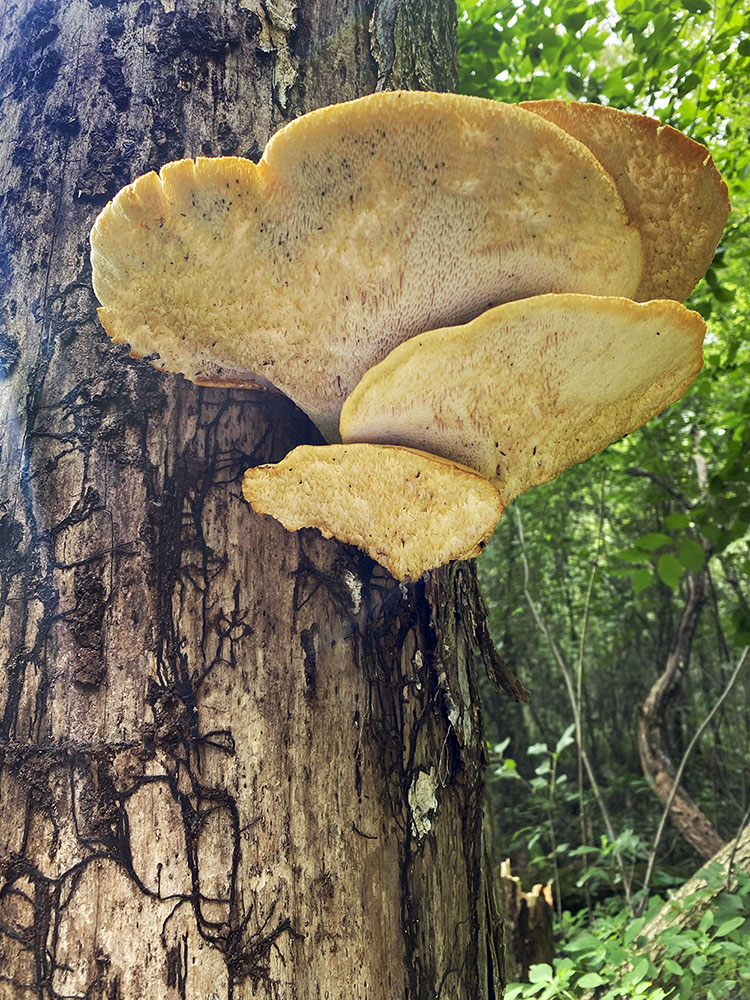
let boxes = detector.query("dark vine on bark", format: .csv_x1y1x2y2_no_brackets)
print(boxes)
0,348,318,996
0,253,498,997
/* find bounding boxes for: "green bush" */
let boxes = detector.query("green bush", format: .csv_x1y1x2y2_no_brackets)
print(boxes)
504,865,750,1000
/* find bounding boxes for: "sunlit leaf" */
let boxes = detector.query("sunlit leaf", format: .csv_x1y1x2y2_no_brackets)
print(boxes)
528,963,554,984
714,916,746,937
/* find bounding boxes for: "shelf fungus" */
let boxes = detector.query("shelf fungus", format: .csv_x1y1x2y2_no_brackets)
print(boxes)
90,92,728,580
91,90,646,441
520,101,730,302
340,295,706,507
241,445,503,582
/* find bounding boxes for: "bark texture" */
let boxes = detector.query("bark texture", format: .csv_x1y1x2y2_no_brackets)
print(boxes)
637,572,725,860
0,2,498,998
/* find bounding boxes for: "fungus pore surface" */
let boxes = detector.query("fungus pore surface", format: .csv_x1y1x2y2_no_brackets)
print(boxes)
241,444,503,581
340,294,706,505
90,91,643,440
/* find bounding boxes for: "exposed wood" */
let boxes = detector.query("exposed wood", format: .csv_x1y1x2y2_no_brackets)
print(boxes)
496,860,554,985
0,2,497,997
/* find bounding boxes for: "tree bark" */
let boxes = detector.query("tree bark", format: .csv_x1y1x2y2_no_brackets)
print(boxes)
637,572,725,860
0,3,504,998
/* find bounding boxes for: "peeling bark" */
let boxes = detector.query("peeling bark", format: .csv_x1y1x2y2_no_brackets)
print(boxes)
0,2,501,997
370,0,458,92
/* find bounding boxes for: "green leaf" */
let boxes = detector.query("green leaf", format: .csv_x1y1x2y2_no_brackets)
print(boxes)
564,931,601,953
622,957,649,986
637,532,673,551
657,553,684,590
529,963,554,984
690,954,707,974
566,71,584,94
577,972,607,988
663,958,684,977
731,606,750,642
624,916,647,945
738,37,750,57
678,538,706,573
698,909,715,933
714,916,745,936
564,10,589,33
665,513,691,530
633,568,655,595
555,724,576,755
678,71,702,94
617,546,650,563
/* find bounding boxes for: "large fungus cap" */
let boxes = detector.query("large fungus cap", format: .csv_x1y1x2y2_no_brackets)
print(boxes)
521,100,730,302
90,91,642,441
340,294,705,506
241,444,503,581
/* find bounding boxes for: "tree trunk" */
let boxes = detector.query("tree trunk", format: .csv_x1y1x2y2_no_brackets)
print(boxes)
637,572,725,860
0,3,506,997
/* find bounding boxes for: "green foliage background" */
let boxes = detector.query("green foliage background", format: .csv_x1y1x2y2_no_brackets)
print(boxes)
458,0,750,905
457,1,750,993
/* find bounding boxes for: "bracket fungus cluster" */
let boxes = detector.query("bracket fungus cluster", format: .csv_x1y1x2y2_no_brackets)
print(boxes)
90,92,729,581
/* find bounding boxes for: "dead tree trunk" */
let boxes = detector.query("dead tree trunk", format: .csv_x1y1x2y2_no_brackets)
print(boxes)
637,572,725,860
0,3,507,997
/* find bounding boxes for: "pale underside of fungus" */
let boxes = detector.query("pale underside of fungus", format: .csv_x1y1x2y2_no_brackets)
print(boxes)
90,92,728,579
339,294,706,507
241,445,503,582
